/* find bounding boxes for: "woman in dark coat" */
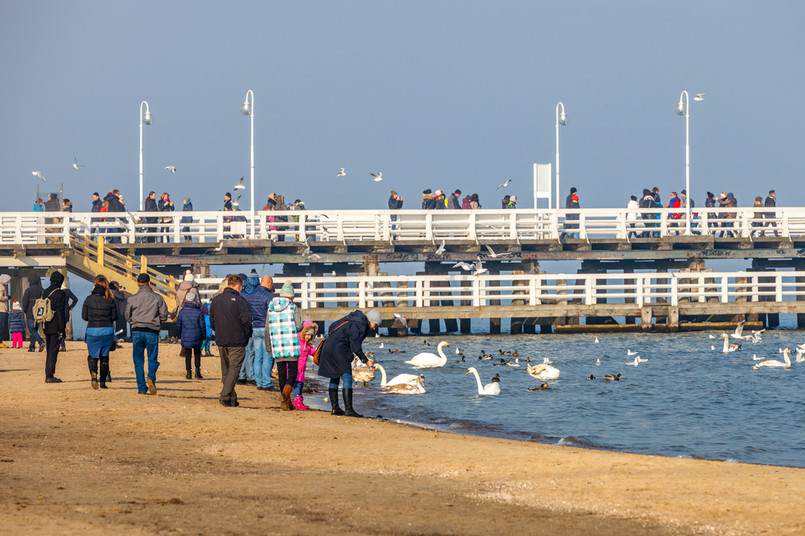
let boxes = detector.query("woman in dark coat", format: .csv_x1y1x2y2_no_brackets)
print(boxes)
176,292,206,380
317,309,380,417
82,275,117,389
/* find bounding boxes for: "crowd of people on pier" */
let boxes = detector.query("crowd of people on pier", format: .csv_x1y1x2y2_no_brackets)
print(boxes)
0,269,380,417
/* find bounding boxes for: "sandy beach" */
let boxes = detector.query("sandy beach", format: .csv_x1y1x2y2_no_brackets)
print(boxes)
0,341,802,536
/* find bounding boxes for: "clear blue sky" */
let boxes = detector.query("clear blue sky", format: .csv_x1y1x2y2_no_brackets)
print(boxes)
2,0,803,213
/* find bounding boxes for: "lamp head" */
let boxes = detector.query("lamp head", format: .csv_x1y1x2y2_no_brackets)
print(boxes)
676,101,685,116
241,100,251,116
559,112,568,125
143,111,152,125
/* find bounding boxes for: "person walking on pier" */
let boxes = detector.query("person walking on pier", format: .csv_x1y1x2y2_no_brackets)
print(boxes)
449,189,462,209
21,274,45,353
158,192,174,243
181,197,193,243
125,273,168,395
626,195,639,239
90,192,103,236
266,281,303,410
764,190,777,237
82,275,117,389
563,187,580,239
244,274,275,391
704,192,717,234
421,189,435,209
59,281,78,352
41,271,67,383
209,274,252,407
751,196,765,237
318,309,379,418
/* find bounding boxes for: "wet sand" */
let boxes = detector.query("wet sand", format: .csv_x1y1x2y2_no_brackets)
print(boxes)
0,342,802,536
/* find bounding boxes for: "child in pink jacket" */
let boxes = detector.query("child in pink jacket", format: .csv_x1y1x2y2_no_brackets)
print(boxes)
292,321,318,410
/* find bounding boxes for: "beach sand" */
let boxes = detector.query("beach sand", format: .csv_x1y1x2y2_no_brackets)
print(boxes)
0,341,802,536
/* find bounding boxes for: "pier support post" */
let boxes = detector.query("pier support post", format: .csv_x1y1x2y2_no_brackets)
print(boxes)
668,306,679,332
796,260,805,328
459,278,472,334
641,307,652,332
488,266,501,334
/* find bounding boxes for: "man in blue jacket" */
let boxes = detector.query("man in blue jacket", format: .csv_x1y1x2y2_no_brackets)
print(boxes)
244,274,275,390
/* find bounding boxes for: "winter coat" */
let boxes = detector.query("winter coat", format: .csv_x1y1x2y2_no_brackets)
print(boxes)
297,321,317,383
639,189,655,220
449,194,462,210
158,197,175,213
21,275,43,320
244,284,274,328
91,198,103,212
626,199,639,222
125,285,168,333
105,193,124,213
209,287,252,347
181,201,193,224
565,193,580,222
175,280,200,309
9,311,25,333
0,283,7,314
265,297,302,361
317,310,371,379
388,197,403,210
81,286,118,328
433,194,446,209
41,273,67,336
176,302,206,348
668,196,681,219
421,193,435,210
461,198,472,209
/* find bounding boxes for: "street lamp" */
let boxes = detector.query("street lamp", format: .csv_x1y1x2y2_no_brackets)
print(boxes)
242,89,255,238
555,101,567,209
139,100,152,211
676,90,699,235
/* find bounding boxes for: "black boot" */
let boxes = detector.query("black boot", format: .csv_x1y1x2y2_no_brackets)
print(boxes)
343,388,362,418
98,357,109,389
329,388,344,415
88,357,98,390
195,367,203,379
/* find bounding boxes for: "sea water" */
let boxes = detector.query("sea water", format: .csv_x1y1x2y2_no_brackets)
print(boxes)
347,331,805,468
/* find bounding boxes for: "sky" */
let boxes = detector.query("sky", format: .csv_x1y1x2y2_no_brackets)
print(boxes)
3,0,804,215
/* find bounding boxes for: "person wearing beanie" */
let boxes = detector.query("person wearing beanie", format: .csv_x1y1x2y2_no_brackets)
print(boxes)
388,190,403,210
42,271,67,383
81,275,117,389
0,274,9,349
563,187,580,239
317,309,379,418
176,291,206,380
265,281,303,410
173,271,200,322
9,300,25,349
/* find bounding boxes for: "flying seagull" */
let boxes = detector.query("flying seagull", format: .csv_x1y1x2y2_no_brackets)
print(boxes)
485,244,513,259
434,239,446,256
370,172,383,182
394,313,408,329
233,176,245,190
452,261,474,271
32,171,46,182
473,257,488,276
496,179,512,189
337,168,346,177
165,166,177,173
234,194,242,205
72,153,86,170
693,93,706,101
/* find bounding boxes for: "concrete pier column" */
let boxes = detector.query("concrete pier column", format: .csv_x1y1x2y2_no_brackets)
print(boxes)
641,307,652,332
458,278,472,334
796,260,805,328
488,266,501,334
668,306,679,332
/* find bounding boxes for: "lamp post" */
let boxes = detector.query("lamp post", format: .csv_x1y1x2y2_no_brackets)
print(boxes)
677,91,691,235
555,101,567,209
138,100,152,211
242,90,255,238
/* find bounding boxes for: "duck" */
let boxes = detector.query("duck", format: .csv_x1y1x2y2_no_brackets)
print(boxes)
498,349,512,356
587,375,596,380
455,347,464,356
527,383,549,391
405,341,450,368
512,350,519,357
373,363,421,388
465,367,501,395
526,362,560,381
604,373,622,381
455,355,466,363
478,350,493,360
505,358,520,368
423,340,431,347
753,348,792,370
384,375,426,394
721,333,741,353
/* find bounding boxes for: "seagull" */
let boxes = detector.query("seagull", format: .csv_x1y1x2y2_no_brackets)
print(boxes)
337,168,346,177
485,244,513,259
627,349,638,356
594,337,600,344
496,179,512,189
213,242,224,252
434,240,446,256
233,176,245,190
370,172,383,182
693,93,706,101
235,194,242,205
393,313,408,329
72,153,86,170
625,356,641,366
453,261,474,271
473,257,488,276
32,171,46,182
595,358,601,366
165,165,177,173
302,240,311,256
730,320,747,339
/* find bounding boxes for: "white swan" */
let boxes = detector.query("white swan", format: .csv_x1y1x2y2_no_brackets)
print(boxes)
721,333,741,354
527,362,560,380
405,341,450,368
753,348,792,370
373,363,421,388
384,375,426,394
465,367,501,395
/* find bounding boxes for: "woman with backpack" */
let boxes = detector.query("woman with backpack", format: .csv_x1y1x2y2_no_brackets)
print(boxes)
82,275,118,389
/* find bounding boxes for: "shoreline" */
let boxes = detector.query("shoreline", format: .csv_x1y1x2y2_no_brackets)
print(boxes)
1,342,803,535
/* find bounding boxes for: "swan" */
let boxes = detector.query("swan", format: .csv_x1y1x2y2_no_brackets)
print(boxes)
373,363,421,388
384,375,426,394
796,348,805,363
465,367,501,395
351,358,376,385
526,363,560,381
721,333,741,353
405,341,450,368
753,348,792,370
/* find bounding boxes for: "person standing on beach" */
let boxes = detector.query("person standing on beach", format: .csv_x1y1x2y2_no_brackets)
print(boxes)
0,274,10,348
292,321,317,410
125,273,168,395
176,291,206,380
317,309,379,418
21,274,45,353
81,275,117,390
41,271,67,383
209,274,252,407
266,281,303,410
244,274,274,391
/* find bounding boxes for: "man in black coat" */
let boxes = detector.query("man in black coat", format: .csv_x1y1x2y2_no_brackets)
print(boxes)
209,274,253,407
21,274,45,352
764,189,777,237
41,271,67,383
318,309,379,417
143,191,159,243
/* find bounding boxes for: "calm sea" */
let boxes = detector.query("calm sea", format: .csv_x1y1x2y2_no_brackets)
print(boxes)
336,331,805,468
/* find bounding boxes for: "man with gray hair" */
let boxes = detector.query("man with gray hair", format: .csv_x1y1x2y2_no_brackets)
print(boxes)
209,274,252,407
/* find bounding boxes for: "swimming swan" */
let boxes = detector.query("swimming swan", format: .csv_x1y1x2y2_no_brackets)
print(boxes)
753,348,792,370
722,333,741,353
526,362,560,381
405,341,450,368
383,375,426,394
465,367,501,395
373,363,421,387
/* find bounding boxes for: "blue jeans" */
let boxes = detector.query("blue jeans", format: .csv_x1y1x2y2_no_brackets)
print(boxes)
26,317,44,349
132,331,159,393
328,373,353,389
239,334,256,381
249,328,274,388
292,380,304,398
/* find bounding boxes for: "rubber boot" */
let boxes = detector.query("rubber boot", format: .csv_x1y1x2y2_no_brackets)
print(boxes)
280,384,294,411
99,357,109,389
329,388,344,415
195,367,203,379
292,396,309,410
343,388,362,418
88,357,98,390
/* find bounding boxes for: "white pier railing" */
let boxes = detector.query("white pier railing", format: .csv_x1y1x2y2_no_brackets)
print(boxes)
192,271,805,310
1,207,802,245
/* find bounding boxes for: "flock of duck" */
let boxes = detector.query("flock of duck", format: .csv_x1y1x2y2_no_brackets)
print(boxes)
708,320,805,369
